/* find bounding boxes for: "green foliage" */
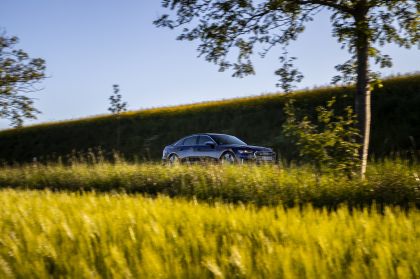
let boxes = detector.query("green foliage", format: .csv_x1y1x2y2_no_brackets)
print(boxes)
329,0,418,85
0,161,419,209
0,190,419,278
108,84,127,115
0,74,418,163
283,97,361,176
0,32,46,127
275,49,304,93
155,0,418,88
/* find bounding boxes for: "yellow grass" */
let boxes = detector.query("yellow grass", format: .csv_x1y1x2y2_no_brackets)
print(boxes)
0,189,418,278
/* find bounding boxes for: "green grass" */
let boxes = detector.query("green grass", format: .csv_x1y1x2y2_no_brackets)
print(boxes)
0,74,419,163
0,190,418,278
1,161,419,209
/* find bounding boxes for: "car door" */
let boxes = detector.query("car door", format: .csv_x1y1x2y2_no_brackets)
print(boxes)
178,136,198,160
195,135,219,160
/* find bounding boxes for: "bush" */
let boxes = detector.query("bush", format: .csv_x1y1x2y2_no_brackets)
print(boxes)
283,97,361,176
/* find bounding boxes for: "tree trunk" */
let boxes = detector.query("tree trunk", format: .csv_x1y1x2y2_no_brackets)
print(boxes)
116,115,121,151
354,13,371,179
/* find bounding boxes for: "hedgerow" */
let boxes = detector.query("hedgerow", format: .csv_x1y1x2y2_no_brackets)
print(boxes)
0,74,418,163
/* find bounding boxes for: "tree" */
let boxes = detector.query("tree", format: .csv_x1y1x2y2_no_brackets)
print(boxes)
108,84,127,150
0,32,46,127
108,84,127,115
155,0,418,177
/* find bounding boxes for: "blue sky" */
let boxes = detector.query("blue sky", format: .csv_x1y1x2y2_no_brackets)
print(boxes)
1,0,418,129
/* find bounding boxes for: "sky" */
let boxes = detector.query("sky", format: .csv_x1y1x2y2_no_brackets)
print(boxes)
1,0,419,129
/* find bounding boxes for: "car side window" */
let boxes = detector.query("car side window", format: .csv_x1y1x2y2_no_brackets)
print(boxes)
198,136,213,145
183,136,198,146
173,139,184,146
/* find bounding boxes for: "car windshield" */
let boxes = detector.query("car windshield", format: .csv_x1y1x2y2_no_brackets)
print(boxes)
210,135,246,145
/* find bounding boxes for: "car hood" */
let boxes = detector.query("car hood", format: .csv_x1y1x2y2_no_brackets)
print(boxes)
223,144,272,152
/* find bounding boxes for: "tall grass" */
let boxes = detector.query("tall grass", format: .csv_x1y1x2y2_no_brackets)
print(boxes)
0,190,418,278
0,160,418,209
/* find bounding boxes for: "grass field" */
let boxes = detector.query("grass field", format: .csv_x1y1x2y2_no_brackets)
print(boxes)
1,160,419,208
0,189,418,279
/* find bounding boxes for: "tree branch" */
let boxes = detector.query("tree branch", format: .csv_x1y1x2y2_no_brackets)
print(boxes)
300,0,353,14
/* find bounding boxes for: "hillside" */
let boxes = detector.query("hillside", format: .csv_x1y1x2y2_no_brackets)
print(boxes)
0,74,419,163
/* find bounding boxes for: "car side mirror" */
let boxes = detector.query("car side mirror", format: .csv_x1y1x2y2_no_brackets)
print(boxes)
204,141,216,148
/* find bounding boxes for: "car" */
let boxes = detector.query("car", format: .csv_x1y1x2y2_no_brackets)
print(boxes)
162,133,276,164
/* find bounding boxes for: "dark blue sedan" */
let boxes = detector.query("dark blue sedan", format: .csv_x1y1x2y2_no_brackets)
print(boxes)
162,133,276,164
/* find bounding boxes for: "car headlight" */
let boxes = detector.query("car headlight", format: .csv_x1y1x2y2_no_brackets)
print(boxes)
237,149,254,154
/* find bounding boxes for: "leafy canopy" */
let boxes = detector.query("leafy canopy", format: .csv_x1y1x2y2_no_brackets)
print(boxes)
155,0,418,86
0,33,46,127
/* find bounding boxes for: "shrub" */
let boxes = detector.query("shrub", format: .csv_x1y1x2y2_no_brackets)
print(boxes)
283,97,361,177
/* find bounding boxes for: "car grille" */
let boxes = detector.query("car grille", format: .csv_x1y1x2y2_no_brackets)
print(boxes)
254,151,276,162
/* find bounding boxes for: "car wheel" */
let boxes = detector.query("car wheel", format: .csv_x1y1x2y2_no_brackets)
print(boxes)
220,152,236,164
168,154,180,165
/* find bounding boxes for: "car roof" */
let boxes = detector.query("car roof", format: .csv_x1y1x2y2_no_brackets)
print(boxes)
186,133,232,137
172,133,237,145
175,133,232,142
